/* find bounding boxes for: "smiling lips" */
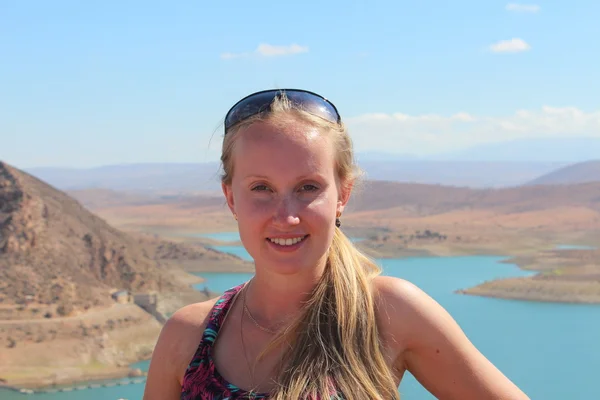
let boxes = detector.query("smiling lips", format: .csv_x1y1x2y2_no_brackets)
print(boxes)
268,235,308,246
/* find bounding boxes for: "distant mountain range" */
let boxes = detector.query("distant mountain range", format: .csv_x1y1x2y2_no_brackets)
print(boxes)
16,136,600,192
25,162,224,193
24,161,568,192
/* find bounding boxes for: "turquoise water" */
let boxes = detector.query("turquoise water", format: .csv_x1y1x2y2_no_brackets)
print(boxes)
206,232,364,262
196,232,364,258
194,231,241,242
3,250,600,399
193,272,254,293
211,245,253,261
194,231,365,242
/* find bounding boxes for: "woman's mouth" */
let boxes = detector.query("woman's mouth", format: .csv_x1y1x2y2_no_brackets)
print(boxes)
267,234,309,248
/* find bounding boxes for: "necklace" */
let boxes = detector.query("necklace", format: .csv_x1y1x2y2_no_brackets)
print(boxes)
240,279,298,396
240,282,270,398
244,303,278,334
243,279,289,335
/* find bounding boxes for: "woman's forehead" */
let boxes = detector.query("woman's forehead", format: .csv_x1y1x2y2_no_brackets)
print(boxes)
232,122,336,177
235,122,330,152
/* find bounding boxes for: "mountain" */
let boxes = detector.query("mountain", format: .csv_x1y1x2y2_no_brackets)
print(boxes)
525,160,600,186
355,151,421,162
0,161,234,319
357,160,563,188
25,162,224,193
0,161,254,388
346,180,600,214
24,160,566,193
431,137,600,162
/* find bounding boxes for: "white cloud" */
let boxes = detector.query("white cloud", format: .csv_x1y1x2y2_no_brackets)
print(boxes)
256,43,308,57
220,43,309,60
345,106,600,155
506,3,541,13
489,38,531,53
452,112,476,122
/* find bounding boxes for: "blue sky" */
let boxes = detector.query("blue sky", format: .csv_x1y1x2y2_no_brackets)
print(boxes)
2,1,599,168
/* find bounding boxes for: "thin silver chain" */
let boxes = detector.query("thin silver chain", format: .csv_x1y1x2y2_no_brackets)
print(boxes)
243,278,289,334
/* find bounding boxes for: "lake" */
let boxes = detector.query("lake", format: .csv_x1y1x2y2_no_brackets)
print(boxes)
2,236,599,399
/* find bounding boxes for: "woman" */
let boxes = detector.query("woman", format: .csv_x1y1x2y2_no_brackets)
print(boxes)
143,89,530,399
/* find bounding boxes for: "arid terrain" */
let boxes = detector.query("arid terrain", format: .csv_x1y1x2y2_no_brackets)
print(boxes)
68,178,600,305
0,161,252,389
2,159,600,391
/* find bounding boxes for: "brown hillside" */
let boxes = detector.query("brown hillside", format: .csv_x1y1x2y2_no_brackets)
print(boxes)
65,180,600,238
0,161,223,319
526,160,600,185
347,180,600,214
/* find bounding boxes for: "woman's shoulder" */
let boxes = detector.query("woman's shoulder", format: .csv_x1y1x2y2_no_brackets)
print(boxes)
371,277,530,398
372,276,428,345
373,275,428,315
167,297,221,335
372,275,464,352
143,297,222,399
163,284,243,341
155,298,220,364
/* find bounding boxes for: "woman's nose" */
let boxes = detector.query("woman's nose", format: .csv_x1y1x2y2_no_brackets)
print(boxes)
272,196,300,226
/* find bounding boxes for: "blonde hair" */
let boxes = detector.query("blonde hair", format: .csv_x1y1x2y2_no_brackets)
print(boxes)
220,94,400,400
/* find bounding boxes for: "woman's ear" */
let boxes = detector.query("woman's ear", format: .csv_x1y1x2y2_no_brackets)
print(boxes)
337,179,354,215
222,182,236,215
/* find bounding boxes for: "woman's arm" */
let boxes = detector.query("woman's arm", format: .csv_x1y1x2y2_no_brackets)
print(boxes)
143,300,216,400
376,276,530,400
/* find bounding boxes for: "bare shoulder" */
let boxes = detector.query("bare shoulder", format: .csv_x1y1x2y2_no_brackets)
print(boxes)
372,276,433,349
373,274,480,348
372,276,530,399
159,297,220,369
142,297,220,400
169,297,220,332
372,276,429,321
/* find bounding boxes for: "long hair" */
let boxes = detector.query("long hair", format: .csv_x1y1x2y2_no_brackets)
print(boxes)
220,94,400,400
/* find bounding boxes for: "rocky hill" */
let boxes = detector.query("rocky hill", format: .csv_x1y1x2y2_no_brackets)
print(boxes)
0,161,253,388
0,161,240,320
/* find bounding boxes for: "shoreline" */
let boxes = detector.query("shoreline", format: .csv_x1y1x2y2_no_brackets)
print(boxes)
3,236,597,391
0,366,145,393
456,288,600,304
353,237,600,305
186,238,600,306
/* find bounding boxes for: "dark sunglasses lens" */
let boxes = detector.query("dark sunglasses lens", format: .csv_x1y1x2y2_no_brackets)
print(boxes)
224,91,278,131
224,90,339,132
286,91,339,124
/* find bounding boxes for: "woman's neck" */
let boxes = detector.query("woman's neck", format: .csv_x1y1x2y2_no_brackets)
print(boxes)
245,262,326,327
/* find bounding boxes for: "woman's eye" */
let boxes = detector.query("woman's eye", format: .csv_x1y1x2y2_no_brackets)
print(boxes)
251,184,269,192
301,184,319,192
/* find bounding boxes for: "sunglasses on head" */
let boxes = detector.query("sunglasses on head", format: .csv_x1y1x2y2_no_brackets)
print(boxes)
224,89,342,135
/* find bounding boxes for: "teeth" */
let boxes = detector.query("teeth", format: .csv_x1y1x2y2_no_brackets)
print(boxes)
269,236,306,246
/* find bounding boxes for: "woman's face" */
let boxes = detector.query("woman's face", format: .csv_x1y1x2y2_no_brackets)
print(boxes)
222,119,350,277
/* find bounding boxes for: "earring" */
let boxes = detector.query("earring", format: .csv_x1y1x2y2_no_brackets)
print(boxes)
335,211,341,228
233,213,238,221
